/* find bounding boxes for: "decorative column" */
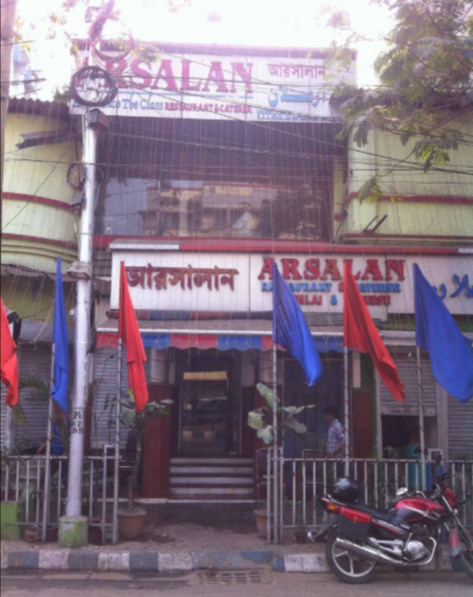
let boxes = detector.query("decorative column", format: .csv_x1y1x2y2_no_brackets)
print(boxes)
149,348,168,383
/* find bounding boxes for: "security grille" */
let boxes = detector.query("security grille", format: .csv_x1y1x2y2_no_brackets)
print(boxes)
447,393,473,457
379,354,437,416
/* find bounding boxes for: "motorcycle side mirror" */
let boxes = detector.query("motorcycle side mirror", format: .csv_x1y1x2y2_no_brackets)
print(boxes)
396,487,408,498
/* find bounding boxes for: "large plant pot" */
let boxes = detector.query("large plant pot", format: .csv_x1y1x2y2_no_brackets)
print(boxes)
118,508,146,540
255,509,269,539
1,502,20,539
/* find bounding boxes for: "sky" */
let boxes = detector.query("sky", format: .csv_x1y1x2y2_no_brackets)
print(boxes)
15,0,394,99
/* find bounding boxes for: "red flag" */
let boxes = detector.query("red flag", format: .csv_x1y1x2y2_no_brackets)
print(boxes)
0,299,19,407
343,263,405,402
119,263,149,412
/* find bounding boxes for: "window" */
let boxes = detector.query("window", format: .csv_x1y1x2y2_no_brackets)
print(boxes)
98,178,331,239
96,119,341,240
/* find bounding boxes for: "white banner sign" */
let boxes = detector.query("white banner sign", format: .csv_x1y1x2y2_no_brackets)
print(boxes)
70,50,355,121
110,251,473,319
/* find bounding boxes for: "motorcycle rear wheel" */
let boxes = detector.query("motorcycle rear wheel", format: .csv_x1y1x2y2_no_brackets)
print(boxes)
325,531,377,584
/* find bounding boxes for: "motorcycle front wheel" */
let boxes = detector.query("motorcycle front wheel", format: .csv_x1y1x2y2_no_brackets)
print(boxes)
325,531,377,584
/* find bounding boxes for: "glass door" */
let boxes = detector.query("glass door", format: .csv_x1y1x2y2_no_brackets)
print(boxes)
179,372,233,456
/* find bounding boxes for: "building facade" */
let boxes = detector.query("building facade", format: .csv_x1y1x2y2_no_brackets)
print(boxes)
80,43,473,498
1,99,78,450
2,42,472,502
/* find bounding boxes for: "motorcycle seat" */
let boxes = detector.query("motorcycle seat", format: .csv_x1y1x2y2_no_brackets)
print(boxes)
350,504,395,521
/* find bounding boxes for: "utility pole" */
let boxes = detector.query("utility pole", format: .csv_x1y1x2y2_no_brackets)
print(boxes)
59,109,108,548
58,0,114,549
58,110,97,547
0,0,17,207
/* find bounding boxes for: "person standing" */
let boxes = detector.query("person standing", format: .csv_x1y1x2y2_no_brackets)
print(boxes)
324,406,346,458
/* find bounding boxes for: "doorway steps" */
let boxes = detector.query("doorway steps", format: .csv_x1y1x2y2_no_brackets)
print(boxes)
170,457,254,501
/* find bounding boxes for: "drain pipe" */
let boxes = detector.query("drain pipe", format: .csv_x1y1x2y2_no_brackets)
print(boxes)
60,109,108,548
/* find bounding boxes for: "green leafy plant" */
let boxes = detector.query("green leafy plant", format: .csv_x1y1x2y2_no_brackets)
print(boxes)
120,389,173,511
19,377,50,403
247,383,316,445
328,0,472,194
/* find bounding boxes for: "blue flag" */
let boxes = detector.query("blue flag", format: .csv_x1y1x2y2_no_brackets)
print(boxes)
273,262,322,386
413,263,473,403
51,257,69,412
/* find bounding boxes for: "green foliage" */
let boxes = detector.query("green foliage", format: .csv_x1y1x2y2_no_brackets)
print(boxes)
256,383,274,408
121,388,171,434
19,377,50,402
358,176,382,204
8,377,51,431
247,384,316,445
12,403,27,428
248,410,264,430
334,0,472,176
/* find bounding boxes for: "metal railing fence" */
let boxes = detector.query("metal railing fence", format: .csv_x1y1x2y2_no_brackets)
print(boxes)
1,445,117,543
276,455,473,531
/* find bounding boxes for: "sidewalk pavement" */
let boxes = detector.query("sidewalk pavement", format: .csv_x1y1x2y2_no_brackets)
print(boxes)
0,504,459,573
0,535,457,574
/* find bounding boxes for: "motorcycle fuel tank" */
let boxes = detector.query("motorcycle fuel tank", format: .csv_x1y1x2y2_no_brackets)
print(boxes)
395,497,445,522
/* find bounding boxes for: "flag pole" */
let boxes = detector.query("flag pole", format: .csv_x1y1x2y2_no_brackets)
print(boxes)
416,347,427,490
41,344,55,543
112,338,122,544
272,341,279,544
343,346,350,477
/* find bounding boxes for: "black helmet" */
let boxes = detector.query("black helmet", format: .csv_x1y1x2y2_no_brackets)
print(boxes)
332,477,360,504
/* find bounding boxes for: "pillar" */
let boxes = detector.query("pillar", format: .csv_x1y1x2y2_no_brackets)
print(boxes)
149,348,168,383
241,350,256,388
258,350,272,384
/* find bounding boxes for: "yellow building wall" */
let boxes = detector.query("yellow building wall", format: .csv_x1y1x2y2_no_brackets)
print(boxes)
2,112,79,274
0,276,75,324
337,117,473,242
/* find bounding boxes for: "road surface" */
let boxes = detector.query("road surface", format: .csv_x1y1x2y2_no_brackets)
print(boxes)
1,570,471,597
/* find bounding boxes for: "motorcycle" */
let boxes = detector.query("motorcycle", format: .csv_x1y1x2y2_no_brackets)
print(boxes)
315,472,473,584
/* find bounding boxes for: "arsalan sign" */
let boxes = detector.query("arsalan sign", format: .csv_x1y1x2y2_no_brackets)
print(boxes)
70,49,355,121
110,250,473,320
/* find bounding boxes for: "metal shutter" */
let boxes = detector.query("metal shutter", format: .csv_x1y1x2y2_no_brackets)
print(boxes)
448,395,473,458
15,344,52,449
91,346,127,449
379,355,437,416
91,346,152,450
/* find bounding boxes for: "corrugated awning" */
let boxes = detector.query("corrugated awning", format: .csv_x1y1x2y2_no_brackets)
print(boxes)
96,319,344,352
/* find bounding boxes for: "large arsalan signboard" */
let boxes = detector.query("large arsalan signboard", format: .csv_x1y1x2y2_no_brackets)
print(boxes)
70,48,356,121
109,250,473,320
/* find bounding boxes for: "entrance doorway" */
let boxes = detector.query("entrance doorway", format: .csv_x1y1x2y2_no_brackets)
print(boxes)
171,350,252,500
180,372,232,455
177,349,241,456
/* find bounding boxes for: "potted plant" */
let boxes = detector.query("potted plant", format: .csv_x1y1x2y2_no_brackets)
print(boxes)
117,390,172,540
248,383,315,539
1,405,31,540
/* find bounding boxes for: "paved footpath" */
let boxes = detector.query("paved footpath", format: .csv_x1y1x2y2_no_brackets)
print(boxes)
2,535,463,574
1,570,472,597
0,505,463,574
0,538,461,573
